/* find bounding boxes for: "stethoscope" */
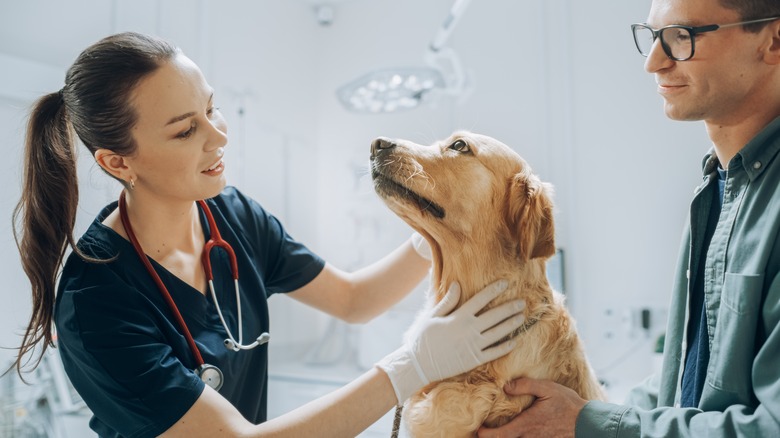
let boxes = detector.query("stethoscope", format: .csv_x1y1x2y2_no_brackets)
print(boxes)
118,191,270,391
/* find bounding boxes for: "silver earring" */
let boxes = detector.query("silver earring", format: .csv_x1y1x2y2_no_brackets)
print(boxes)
130,178,135,189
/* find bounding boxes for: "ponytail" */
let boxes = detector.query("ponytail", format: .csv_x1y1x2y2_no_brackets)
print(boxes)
9,32,179,380
11,91,82,378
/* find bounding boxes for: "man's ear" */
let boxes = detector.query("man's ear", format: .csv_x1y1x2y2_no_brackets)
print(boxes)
506,171,556,261
94,149,132,183
762,19,780,65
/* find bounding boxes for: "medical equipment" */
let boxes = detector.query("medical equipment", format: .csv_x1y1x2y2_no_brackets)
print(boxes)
336,0,472,113
0,348,92,438
118,191,270,391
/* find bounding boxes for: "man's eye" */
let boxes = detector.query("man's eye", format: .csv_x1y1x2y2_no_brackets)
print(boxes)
449,139,471,153
675,33,691,43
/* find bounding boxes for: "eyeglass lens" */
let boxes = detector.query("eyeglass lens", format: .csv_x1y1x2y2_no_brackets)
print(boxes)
633,25,693,60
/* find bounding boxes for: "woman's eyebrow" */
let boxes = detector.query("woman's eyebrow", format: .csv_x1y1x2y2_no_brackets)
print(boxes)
166,111,195,126
164,92,214,126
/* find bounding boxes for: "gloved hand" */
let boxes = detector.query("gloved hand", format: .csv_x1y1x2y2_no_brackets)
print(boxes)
376,280,526,404
411,231,432,262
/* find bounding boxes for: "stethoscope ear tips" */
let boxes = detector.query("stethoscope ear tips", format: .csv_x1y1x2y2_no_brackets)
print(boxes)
223,332,270,351
225,332,271,352
224,338,240,352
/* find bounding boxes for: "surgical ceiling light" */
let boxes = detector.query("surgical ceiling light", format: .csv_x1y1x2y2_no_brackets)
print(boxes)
337,0,472,114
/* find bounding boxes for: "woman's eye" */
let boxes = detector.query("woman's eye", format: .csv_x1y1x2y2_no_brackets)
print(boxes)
207,106,220,117
177,124,196,139
449,139,470,153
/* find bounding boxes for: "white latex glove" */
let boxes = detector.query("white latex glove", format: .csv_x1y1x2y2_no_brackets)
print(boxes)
376,280,526,404
411,231,432,262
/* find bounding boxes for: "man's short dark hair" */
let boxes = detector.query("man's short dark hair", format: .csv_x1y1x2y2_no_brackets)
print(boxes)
720,0,780,32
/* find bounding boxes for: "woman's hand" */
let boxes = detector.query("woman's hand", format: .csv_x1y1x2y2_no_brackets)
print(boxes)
377,280,526,403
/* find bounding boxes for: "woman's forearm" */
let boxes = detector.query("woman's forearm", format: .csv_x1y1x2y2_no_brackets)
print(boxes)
287,237,431,324
343,237,431,323
258,367,397,437
162,368,398,437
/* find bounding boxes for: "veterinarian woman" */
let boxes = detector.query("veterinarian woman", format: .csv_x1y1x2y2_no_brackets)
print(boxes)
479,0,780,436
12,32,526,437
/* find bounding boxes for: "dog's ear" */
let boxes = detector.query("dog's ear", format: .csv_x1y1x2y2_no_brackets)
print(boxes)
505,171,556,261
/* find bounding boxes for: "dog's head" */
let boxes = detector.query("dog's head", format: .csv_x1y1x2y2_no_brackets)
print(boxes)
370,131,555,280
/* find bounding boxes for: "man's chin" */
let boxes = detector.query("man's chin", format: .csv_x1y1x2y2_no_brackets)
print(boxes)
663,103,703,122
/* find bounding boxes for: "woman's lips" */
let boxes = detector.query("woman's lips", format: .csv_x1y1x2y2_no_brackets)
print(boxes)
202,159,225,175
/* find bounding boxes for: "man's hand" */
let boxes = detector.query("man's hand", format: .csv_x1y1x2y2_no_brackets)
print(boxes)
477,377,587,438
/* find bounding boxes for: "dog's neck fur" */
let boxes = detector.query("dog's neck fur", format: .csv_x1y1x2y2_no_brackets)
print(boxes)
431,233,553,315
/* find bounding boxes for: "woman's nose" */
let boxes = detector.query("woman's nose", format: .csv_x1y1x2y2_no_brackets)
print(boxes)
206,114,228,150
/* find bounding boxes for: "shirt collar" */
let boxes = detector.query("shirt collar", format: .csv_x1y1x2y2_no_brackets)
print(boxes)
700,116,780,181
737,116,780,181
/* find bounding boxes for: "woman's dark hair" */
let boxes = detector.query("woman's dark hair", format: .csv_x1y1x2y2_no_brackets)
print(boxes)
11,32,178,378
720,0,780,31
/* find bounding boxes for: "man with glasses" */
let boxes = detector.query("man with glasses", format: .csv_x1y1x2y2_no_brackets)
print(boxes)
479,0,780,436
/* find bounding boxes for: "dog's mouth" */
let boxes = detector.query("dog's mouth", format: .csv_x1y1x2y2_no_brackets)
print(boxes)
371,169,445,219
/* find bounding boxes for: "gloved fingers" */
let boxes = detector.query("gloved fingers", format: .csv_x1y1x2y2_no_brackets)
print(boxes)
477,336,519,363
411,231,433,261
474,299,526,332
431,282,462,317
458,280,510,315
479,312,525,345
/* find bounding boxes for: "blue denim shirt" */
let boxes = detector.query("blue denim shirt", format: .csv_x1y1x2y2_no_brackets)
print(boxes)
576,117,780,437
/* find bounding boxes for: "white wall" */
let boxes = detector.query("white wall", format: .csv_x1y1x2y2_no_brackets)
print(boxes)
306,0,707,391
0,94,35,367
565,1,705,389
0,0,711,399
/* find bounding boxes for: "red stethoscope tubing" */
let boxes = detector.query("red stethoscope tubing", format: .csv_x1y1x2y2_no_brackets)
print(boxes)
199,199,239,283
118,191,239,368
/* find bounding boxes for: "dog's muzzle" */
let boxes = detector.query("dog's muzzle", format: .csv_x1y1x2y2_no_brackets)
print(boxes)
370,137,446,219
370,136,395,159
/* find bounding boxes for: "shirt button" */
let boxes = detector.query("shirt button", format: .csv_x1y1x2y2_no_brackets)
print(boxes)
754,161,762,170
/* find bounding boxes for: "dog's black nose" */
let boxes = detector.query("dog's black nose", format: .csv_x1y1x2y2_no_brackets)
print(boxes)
371,137,396,158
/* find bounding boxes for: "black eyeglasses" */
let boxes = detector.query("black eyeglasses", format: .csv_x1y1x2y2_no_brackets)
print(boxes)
631,16,780,61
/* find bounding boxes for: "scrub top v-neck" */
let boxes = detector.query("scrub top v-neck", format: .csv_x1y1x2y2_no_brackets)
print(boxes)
55,187,325,438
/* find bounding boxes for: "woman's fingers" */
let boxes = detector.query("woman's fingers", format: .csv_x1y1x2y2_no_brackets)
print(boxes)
458,280,509,315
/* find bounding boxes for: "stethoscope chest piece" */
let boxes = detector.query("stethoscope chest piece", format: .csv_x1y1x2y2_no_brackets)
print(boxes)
196,363,224,391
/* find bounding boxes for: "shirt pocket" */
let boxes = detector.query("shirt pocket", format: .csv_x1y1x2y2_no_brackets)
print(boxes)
708,272,763,398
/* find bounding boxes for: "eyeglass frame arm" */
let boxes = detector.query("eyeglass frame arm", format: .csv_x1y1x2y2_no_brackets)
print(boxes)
631,16,780,61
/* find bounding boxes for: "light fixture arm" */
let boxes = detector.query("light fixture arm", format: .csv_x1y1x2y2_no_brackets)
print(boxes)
335,0,474,113
429,0,472,52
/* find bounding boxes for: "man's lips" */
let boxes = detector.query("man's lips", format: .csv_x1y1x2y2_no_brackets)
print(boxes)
657,83,687,95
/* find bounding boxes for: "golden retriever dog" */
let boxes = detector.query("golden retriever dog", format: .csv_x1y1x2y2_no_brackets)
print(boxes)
370,131,605,437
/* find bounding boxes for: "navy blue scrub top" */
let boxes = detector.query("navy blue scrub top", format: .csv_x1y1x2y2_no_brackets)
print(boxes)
54,187,325,438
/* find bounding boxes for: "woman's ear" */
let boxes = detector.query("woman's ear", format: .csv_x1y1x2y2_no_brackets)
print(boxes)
94,149,133,183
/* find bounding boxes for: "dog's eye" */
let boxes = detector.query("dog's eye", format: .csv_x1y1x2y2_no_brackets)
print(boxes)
449,139,471,153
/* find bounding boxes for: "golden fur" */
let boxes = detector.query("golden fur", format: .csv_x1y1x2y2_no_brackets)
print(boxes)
370,131,605,437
